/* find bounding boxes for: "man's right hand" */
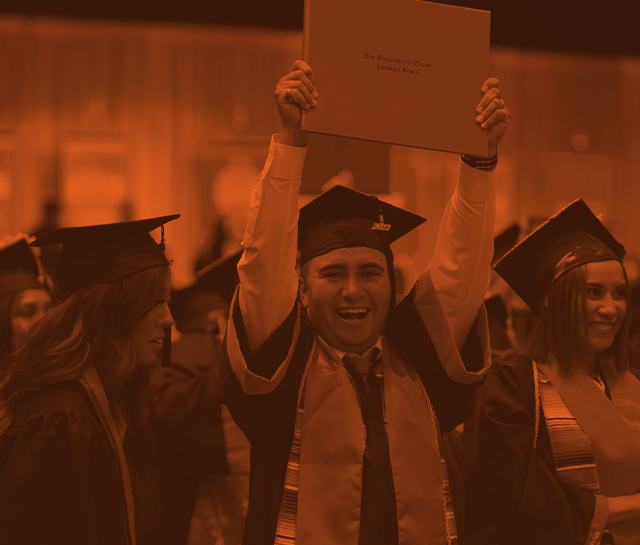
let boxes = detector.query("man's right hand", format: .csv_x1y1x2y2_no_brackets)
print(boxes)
275,60,317,147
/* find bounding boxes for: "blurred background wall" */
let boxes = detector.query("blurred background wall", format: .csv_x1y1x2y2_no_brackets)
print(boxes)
0,3,638,289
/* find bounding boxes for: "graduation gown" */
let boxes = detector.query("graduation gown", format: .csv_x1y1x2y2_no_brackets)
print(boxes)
462,356,621,545
0,380,127,545
221,286,487,545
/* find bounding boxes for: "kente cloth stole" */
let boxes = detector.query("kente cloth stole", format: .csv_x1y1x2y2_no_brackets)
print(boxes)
274,337,457,545
78,365,137,545
412,368,459,545
533,363,612,545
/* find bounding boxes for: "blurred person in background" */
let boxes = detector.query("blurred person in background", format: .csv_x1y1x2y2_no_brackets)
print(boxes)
194,217,230,273
623,256,640,369
464,200,640,545
0,235,52,365
0,215,178,545
147,248,250,545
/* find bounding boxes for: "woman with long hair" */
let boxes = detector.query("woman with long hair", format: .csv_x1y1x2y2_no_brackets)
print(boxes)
463,199,640,545
0,215,178,545
0,236,52,363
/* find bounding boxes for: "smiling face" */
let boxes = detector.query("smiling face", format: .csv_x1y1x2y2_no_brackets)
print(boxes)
10,288,52,347
299,246,391,355
584,260,627,353
130,276,174,366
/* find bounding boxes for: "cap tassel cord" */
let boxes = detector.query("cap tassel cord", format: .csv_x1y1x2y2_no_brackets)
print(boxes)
161,326,171,367
159,225,166,252
371,197,391,232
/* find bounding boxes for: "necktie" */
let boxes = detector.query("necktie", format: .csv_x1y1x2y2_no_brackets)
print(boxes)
342,349,399,545
342,354,373,376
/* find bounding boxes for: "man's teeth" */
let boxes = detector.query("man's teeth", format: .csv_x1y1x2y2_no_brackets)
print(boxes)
338,308,368,318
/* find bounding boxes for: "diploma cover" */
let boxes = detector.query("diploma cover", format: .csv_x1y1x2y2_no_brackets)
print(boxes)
301,0,491,156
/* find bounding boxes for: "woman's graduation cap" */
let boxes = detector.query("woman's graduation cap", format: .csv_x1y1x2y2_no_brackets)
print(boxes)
297,185,426,266
170,248,242,332
31,214,180,293
0,239,44,301
494,199,625,315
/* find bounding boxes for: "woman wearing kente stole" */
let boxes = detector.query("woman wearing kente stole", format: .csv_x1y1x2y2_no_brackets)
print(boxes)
463,199,640,545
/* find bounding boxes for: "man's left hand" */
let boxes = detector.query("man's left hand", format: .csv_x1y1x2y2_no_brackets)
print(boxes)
475,77,510,157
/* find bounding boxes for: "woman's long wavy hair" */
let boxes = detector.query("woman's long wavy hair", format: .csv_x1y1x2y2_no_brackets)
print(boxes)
527,261,631,377
0,292,17,363
0,265,171,532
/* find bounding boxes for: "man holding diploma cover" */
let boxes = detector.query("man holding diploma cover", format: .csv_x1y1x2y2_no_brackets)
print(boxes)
220,57,509,545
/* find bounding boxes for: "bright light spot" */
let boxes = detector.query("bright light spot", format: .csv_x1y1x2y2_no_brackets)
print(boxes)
572,129,589,152
232,104,249,132
89,94,105,117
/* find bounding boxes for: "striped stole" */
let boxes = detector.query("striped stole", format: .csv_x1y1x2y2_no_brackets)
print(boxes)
533,363,612,545
412,370,458,545
274,337,317,544
274,337,457,544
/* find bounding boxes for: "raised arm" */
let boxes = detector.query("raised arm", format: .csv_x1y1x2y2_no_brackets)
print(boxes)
237,61,317,351
427,78,510,347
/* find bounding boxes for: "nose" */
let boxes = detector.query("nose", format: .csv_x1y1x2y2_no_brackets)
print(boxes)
342,273,365,302
159,303,175,329
597,294,618,318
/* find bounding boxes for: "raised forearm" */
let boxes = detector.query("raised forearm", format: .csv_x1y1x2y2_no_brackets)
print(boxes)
428,162,497,347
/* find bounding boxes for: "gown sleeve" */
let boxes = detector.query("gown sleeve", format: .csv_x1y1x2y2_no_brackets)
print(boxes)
427,159,497,349
0,408,126,545
462,357,607,545
222,135,306,402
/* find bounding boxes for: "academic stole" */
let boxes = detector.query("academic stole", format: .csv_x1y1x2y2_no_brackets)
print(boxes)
274,337,457,545
77,365,137,545
533,362,612,545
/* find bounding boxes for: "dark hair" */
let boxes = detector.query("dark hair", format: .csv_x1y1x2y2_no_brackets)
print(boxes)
527,262,630,376
0,265,171,532
0,292,17,363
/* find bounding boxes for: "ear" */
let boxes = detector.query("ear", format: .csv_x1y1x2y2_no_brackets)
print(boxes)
298,275,309,309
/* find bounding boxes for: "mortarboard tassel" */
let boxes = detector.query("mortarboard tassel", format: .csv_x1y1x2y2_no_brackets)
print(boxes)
371,198,391,232
159,225,166,252
161,326,171,367
159,224,170,366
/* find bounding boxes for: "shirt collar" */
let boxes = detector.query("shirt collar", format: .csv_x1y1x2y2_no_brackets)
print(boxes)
331,335,383,362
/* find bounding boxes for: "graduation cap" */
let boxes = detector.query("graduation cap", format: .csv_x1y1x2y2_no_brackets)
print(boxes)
31,215,180,293
492,224,521,265
494,199,625,315
0,238,44,301
298,185,426,266
169,248,242,332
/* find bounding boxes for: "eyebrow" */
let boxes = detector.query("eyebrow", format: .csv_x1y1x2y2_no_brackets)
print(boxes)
318,263,346,274
317,262,385,274
586,281,627,289
360,262,386,271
